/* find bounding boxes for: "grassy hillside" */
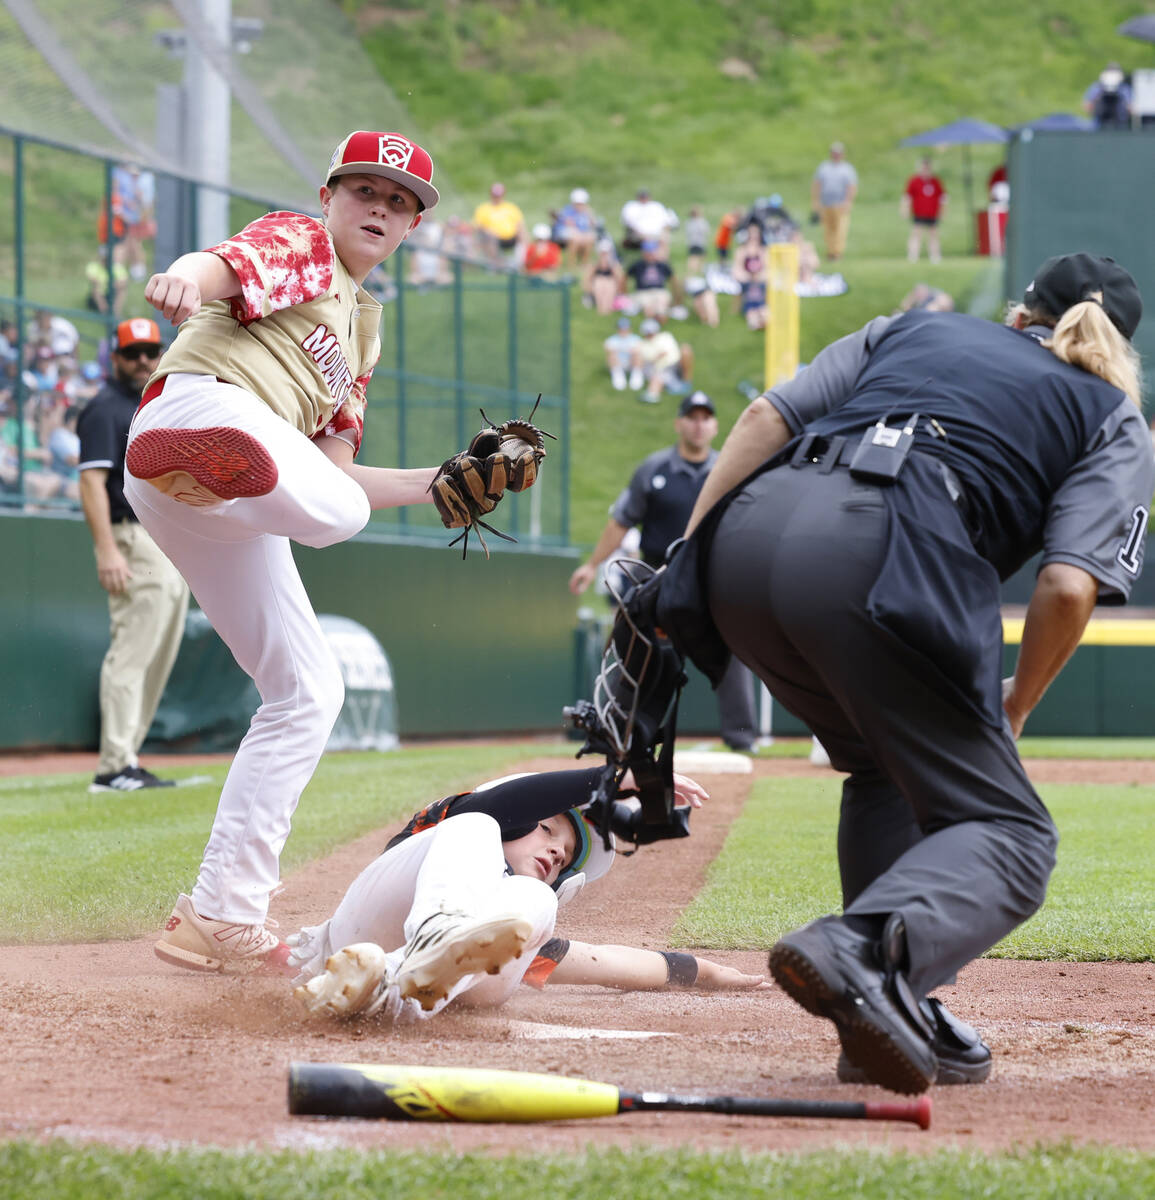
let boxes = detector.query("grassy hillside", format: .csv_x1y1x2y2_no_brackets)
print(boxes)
340,0,1149,547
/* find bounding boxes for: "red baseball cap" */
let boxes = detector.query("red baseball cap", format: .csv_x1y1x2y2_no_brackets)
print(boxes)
114,317,161,350
326,131,439,212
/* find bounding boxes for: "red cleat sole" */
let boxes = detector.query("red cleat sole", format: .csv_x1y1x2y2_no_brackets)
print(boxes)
127,427,278,500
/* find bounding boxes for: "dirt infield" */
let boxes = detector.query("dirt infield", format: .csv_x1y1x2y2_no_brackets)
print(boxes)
2,753,1153,1154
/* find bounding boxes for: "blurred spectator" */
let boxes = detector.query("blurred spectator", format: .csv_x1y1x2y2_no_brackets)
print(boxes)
582,239,627,314
0,317,18,365
46,403,81,501
898,283,954,313
809,141,858,261
684,273,720,328
1083,63,1131,129
556,188,598,268
85,249,129,316
987,162,1008,205
603,315,643,391
902,157,948,263
714,205,744,263
406,216,452,288
442,215,474,258
620,187,678,255
472,182,527,267
636,317,693,403
684,205,710,275
626,240,675,320
1,390,62,502
731,223,769,331
524,223,562,276
738,194,797,244
27,308,80,361
111,163,157,281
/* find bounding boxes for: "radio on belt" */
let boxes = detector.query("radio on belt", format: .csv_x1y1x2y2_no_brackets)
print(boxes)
849,412,919,484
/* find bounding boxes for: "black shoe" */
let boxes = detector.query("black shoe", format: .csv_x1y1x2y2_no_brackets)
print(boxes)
837,996,992,1084
769,913,937,1095
89,765,176,793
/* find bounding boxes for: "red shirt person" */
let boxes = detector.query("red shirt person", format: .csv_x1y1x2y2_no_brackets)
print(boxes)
901,157,948,263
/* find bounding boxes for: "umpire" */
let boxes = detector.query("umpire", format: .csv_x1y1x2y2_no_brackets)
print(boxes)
675,253,1152,1092
78,319,189,792
570,391,757,751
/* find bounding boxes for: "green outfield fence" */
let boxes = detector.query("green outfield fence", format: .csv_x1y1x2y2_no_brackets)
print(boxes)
0,126,571,546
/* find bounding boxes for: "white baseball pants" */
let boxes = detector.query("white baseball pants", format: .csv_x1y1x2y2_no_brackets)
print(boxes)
295,811,559,1015
124,373,371,925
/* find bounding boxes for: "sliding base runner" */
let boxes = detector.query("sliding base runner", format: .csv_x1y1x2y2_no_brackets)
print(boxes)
288,1062,931,1128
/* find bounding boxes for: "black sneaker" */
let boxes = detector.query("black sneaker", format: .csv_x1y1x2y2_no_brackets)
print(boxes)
837,996,992,1084
769,913,937,1095
89,766,176,793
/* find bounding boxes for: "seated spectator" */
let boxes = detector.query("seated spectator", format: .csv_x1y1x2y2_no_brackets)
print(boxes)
523,224,562,276
626,241,675,319
556,188,598,268
582,239,627,314
472,182,527,267
620,188,677,255
684,273,720,328
85,250,129,316
684,205,710,276
898,283,954,313
0,318,18,366
1,393,62,503
1083,63,1131,129
46,403,80,501
442,215,474,258
407,216,452,288
762,194,799,243
730,224,769,331
636,317,693,404
27,308,80,361
603,316,643,392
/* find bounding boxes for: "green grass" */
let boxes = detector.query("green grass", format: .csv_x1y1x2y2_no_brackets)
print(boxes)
0,742,569,943
673,775,1155,959
3,1142,1154,1199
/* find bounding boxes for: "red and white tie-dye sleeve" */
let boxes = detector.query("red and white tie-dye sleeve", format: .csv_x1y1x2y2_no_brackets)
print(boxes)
208,212,335,323
315,370,370,454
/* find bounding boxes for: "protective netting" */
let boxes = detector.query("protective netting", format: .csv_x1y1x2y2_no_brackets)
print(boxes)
0,0,459,210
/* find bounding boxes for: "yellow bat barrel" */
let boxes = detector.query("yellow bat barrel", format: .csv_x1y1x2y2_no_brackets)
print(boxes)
289,1062,622,1122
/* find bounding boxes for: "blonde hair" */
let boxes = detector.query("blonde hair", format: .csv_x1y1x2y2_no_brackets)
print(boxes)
1005,297,1143,406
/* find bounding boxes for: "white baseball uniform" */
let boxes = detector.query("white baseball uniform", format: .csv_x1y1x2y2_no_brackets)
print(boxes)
125,212,382,925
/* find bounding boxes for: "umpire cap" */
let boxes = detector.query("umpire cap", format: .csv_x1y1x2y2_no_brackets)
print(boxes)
1024,252,1142,340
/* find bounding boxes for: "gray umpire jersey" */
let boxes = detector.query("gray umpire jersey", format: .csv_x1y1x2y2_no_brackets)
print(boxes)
611,445,718,567
766,310,1154,602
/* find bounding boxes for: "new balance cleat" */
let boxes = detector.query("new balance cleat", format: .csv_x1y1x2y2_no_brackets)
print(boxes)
154,892,294,976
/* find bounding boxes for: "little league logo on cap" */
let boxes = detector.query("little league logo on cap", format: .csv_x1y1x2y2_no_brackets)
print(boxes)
327,130,440,212
115,317,160,348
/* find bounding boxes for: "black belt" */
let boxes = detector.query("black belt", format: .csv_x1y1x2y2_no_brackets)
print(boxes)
788,433,856,472
111,515,138,525
788,432,971,521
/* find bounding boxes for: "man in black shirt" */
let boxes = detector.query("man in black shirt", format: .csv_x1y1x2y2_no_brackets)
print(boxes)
569,392,757,751
77,319,188,792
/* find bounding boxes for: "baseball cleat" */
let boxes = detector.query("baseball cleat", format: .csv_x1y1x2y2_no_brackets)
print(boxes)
396,910,533,1012
127,426,278,506
294,943,394,1019
154,892,294,976
836,996,992,1085
769,914,937,1095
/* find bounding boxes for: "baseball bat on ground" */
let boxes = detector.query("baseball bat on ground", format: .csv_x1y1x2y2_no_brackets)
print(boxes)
288,1062,931,1129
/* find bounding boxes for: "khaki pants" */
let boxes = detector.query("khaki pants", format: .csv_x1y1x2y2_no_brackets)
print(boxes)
98,521,189,774
820,204,851,259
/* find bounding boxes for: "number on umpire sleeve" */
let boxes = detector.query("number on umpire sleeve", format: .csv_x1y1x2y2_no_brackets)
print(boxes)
1116,505,1149,576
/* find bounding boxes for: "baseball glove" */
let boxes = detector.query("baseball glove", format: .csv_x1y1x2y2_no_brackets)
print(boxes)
429,395,556,558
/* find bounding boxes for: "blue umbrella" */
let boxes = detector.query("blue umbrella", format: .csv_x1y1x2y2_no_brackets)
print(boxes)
1118,14,1155,44
1012,112,1095,133
900,119,1010,247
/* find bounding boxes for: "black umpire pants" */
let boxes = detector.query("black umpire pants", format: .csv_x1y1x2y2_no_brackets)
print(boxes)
705,464,1058,998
